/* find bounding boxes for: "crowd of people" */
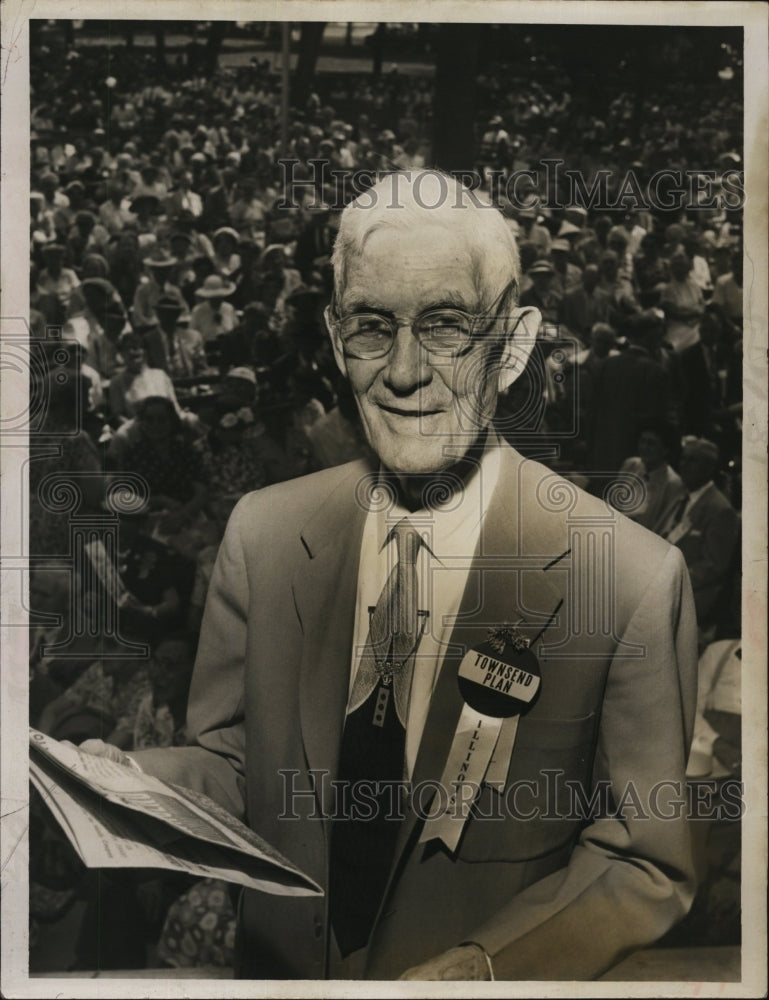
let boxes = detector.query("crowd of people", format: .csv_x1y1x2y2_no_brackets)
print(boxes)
28,29,743,971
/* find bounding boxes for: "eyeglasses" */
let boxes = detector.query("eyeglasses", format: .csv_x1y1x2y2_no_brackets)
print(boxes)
329,280,516,361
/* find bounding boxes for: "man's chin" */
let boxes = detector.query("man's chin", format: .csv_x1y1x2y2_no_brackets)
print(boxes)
376,444,472,480
376,446,453,479
370,425,491,477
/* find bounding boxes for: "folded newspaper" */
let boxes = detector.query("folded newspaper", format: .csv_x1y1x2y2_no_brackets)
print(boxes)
29,728,322,896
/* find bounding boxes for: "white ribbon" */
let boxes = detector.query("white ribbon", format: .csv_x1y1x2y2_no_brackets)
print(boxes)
419,645,539,851
419,705,504,852
484,715,520,788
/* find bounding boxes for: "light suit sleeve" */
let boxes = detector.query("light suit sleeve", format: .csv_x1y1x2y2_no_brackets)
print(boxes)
132,495,253,819
470,544,699,979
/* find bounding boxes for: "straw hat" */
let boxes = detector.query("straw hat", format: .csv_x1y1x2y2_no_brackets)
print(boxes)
194,274,236,299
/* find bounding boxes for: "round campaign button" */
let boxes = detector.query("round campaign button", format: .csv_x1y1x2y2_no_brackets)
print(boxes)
457,641,541,718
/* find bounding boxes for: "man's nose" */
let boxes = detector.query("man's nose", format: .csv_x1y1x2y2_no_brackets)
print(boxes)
383,325,431,393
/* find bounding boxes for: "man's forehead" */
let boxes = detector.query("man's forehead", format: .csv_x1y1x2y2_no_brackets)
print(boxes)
358,223,473,263
339,227,479,310
340,283,473,313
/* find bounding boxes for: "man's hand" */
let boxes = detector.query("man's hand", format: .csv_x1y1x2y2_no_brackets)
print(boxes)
76,739,142,771
398,943,492,981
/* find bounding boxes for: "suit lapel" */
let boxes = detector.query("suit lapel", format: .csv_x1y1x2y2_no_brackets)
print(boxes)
293,462,370,787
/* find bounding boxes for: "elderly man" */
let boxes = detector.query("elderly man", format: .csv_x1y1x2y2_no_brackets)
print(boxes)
83,171,697,981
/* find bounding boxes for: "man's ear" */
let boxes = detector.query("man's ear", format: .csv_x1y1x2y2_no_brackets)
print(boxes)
324,305,348,378
497,306,541,393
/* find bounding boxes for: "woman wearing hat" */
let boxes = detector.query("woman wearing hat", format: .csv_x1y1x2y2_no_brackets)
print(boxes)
211,227,242,279
128,191,163,249
131,247,187,328
201,366,271,500
35,243,81,315
189,274,237,343
108,331,186,425
150,295,212,379
164,168,204,219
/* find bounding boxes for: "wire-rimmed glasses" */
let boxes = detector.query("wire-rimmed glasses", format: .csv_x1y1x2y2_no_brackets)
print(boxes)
328,280,517,361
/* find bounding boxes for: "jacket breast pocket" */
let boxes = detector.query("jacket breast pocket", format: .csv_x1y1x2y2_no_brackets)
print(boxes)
456,712,598,863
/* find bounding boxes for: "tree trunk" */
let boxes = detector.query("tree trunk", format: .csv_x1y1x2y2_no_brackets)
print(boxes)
432,24,482,173
294,22,326,106
371,22,385,78
204,21,227,77
155,26,166,71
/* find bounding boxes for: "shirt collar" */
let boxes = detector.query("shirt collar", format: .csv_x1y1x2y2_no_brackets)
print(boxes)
375,430,503,564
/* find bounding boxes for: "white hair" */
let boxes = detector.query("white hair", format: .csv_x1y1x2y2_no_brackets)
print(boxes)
331,170,520,311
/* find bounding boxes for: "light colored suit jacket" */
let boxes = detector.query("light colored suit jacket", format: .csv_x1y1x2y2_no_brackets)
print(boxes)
135,441,698,980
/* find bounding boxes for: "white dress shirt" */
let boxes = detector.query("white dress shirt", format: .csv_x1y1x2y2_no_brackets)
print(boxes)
348,434,502,778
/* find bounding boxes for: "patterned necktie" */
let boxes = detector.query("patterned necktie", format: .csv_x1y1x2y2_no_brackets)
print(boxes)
348,519,421,727
330,519,423,957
